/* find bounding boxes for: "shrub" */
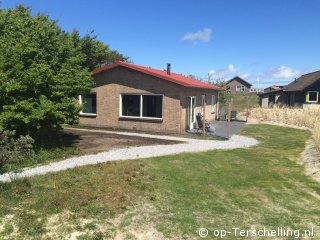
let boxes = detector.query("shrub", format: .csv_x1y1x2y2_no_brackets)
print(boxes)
0,6,128,136
0,130,34,171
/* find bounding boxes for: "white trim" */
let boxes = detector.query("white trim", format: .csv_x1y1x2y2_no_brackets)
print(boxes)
79,94,97,116
211,95,216,111
79,113,97,117
188,96,196,130
119,94,122,118
119,93,164,119
307,91,319,103
140,95,143,118
119,116,163,120
236,85,245,92
201,95,205,114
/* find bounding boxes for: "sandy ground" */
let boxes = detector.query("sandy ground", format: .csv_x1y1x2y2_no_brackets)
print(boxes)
63,128,182,154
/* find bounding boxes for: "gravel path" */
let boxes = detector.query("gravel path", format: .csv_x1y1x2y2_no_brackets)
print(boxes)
0,128,259,182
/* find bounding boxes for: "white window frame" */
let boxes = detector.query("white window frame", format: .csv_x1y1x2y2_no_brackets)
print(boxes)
236,85,245,92
307,91,319,103
119,93,164,120
79,93,97,116
188,96,197,130
211,95,216,111
200,95,205,114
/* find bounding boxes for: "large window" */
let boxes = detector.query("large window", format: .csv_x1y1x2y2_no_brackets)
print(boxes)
236,85,245,92
306,91,319,103
121,95,141,117
143,95,163,118
79,93,97,115
121,94,163,119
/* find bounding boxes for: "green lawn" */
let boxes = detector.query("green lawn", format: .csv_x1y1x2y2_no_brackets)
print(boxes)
0,124,319,239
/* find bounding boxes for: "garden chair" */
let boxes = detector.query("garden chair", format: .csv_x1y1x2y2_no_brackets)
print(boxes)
196,113,215,133
219,109,227,121
231,110,237,120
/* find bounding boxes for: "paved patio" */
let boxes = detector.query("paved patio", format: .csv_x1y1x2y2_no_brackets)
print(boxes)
187,120,246,138
210,120,246,138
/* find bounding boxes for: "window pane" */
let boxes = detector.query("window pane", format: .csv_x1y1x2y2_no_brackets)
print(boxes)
142,95,163,118
269,95,276,106
201,96,205,113
309,92,318,102
122,95,141,117
82,93,96,114
212,95,215,105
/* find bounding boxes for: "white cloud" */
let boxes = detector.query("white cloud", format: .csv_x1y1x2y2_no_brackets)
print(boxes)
208,64,241,81
205,65,302,87
266,66,301,79
240,73,250,79
182,28,212,43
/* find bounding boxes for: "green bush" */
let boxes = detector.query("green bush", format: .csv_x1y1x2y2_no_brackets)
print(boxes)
0,5,128,136
0,130,34,171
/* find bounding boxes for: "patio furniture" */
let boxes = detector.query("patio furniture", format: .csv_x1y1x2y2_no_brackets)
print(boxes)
231,111,237,120
196,113,215,133
226,110,237,121
219,109,227,121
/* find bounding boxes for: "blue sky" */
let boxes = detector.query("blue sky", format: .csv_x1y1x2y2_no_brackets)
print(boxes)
2,0,320,87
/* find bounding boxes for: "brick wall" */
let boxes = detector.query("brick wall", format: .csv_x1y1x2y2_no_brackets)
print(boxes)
227,79,251,94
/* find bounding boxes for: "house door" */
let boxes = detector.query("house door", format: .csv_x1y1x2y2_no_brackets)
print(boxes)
187,96,196,130
268,94,276,107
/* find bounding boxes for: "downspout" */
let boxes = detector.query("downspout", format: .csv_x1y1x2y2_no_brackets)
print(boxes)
216,91,220,120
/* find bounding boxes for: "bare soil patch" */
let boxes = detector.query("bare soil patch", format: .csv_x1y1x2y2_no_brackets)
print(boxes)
62,128,182,154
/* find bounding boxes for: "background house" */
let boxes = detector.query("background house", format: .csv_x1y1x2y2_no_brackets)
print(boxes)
79,61,223,134
285,71,320,107
259,86,286,108
259,71,320,108
226,76,252,94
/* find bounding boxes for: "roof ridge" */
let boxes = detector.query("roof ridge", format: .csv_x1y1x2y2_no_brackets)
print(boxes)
287,70,320,85
300,70,320,77
92,61,224,91
227,76,252,86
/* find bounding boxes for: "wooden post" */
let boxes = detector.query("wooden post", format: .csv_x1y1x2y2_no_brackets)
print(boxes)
227,100,231,139
202,95,206,136
246,95,249,122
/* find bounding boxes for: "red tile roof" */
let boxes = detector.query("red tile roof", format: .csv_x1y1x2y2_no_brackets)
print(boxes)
271,86,282,91
92,61,223,91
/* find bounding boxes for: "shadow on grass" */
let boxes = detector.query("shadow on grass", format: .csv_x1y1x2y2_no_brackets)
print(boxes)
33,130,81,151
0,130,82,174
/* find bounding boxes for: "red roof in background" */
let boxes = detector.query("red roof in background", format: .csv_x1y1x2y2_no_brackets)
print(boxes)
92,61,223,91
271,86,282,91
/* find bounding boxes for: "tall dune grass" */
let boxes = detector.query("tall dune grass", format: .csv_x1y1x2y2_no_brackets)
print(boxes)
314,123,320,151
249,106,320,150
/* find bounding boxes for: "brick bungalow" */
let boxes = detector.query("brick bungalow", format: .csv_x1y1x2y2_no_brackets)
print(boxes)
78,61,223,134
